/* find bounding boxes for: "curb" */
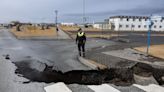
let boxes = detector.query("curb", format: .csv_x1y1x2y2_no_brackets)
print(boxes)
59,29,74,39
78,56,107,70
117,38,130,43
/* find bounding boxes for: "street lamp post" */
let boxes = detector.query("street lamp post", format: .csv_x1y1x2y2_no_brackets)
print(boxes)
55,10,58,28
118,24,120,39
147,15,153,54
55,10,59,38
83,0,86,26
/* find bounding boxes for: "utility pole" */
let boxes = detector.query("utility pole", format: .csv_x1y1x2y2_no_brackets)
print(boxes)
147,15,153,54
118,24,120,39
55,10,58,28
83,0,86,26
55,10,59,38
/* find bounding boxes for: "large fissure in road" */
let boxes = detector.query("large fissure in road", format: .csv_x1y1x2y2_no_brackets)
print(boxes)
13,60,164,86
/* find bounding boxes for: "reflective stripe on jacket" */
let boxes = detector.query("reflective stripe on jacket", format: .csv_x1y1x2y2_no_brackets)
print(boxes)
78,32,84,37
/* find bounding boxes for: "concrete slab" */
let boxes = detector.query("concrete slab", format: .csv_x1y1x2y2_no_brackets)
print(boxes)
44,82,72,92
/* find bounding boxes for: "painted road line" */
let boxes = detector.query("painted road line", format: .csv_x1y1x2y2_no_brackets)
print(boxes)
44,82,72,92
133,84,164,92
88,84,120,92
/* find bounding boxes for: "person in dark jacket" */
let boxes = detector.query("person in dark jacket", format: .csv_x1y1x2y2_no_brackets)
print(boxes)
76,28,86,57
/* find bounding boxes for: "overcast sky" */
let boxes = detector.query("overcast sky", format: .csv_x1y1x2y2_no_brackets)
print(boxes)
0,0,164,23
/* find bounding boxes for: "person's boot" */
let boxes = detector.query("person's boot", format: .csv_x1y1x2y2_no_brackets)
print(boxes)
83,52,85,57
79,51,81,56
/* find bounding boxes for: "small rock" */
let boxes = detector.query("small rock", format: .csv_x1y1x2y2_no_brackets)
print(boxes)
5,54,10,60
162,76,164,81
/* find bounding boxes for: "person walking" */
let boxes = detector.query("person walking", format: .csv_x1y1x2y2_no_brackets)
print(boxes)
76,28,86,57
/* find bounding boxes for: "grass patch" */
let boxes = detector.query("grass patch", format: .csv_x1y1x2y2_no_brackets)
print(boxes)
11,25,57,38
134,44,164,59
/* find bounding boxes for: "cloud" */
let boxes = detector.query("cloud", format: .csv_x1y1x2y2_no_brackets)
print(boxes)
0,0,164,23
64,6,164,17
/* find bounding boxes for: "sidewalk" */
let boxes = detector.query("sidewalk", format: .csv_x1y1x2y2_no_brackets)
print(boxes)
57,29,71,39
84,43,164,86
85,43,164,69
85,44,136,69
0,56,47,92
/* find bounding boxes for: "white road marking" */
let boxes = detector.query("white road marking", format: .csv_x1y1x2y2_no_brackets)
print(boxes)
44,82,72,92
88,84,120,92
133,84,164,92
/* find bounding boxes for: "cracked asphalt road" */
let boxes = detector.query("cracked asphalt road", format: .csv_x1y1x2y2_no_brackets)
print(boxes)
1,28,164,92
0,28,116,92
0,29,115,72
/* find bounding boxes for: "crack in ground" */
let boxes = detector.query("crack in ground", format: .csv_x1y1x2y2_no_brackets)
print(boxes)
13,60,164,86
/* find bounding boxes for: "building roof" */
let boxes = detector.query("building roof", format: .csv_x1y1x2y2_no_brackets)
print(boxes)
94,21,108,24
110,16,149,19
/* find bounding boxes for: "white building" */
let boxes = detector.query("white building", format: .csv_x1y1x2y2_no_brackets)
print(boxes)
93,21,112,30
61,23,76,26
109,16,164,31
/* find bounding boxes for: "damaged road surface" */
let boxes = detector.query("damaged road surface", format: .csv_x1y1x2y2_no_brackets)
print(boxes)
14,58,164,86
1,29,164,92
0,29,114,72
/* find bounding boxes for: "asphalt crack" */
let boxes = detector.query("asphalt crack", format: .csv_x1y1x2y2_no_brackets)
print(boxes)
13,59,164,86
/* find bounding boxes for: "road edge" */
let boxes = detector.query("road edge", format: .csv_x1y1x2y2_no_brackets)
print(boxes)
78,56,107,70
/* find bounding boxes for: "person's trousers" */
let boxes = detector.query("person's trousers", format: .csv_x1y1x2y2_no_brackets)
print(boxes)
78,43,85,57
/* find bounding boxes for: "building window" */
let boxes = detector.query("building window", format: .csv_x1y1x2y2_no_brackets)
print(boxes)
127,18,129,21
160,26,162,28
119,25,122,28
139,18,141,21
120,18,123,21
132,25,135,28
161,20,163,22
144,25,147,28
145,19,148,21
133,18,135,21
154,25,156,28
155,20,157,22
138,25,141,28
126,25,129,28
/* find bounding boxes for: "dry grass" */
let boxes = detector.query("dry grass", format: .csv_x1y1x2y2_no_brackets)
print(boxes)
134,44,164,59
60,25,103,32
11,25,57,38
83,28,102,31
59,25,80,31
